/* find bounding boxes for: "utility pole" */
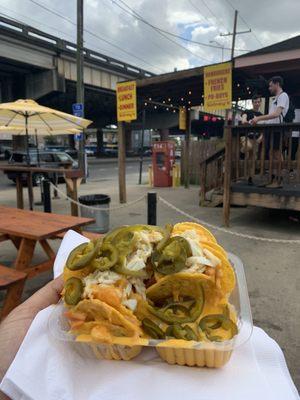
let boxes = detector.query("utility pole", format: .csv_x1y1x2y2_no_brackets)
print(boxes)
220,10,251,60
77,0,86,180
138,108,146,185
231,10,238,60
222,9,245,226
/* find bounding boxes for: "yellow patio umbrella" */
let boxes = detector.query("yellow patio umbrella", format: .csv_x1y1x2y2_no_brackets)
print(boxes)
0,126,81,136
0,99,91,163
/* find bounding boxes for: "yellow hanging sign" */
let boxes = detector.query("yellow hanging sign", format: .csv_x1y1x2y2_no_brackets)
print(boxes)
116,81,137,122
179,106,187,130
204,62,232,112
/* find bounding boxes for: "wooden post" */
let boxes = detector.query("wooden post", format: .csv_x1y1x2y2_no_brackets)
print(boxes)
15,174,24,209
223,121,232,227
235,130,240,180
27,171,34,211
184,111,191,189
260,132,266,176
118,121,126,203
147,192,157,225
42,179,51,213
287,129,292,179
269,131,274,181
64,170,83,216
70,178,79,216
297,136,300,182
199,161,207,206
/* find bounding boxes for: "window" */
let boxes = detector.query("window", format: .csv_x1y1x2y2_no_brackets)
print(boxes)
156,152,165,169
40,153,54,162
56,153,71,162
11,153,25,163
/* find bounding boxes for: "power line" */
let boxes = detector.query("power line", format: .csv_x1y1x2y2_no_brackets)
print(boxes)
98,0,182,63
224,0,264,47
114,0,250,52
111,0,212,62
0,7,75,42
187,0,212,26
201,0,231,32
189,0,230,33
27,0,164,72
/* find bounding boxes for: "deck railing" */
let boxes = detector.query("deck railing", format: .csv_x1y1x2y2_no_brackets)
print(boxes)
230,123,300,184
199,123,300,225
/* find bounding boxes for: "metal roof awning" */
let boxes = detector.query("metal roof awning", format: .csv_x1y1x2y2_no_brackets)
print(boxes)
134,34,300,108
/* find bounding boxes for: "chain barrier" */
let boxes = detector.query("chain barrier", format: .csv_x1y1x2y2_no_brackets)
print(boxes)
49,182,146,212
48,182,299,244
158,196,300,244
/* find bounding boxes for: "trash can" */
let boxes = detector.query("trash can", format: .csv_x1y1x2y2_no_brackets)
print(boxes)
79,194,110,233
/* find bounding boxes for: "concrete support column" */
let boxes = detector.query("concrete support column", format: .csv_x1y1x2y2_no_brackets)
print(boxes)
96,128,104,157
25,70,65,99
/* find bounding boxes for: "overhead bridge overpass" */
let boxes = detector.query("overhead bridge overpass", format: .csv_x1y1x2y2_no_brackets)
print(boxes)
0,15,154,126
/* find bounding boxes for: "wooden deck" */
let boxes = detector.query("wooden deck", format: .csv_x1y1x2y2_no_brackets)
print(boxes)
211,178,300,211
200,123,300,224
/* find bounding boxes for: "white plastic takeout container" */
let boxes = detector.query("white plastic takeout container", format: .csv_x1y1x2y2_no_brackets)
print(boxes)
48,252,253,368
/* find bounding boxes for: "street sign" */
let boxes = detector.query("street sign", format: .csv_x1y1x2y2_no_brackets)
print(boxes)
179,106,187,130
72,103,84,118
116,81,137,122
74,133,83,141
204,62,232,112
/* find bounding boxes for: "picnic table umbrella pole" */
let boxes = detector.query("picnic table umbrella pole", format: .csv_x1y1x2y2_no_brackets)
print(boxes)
25,111,30,165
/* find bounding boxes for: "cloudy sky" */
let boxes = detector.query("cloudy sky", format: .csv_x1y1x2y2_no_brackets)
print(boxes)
1,0,300,74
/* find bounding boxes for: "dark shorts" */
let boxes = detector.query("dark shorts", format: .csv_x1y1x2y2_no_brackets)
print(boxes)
265,131,282,153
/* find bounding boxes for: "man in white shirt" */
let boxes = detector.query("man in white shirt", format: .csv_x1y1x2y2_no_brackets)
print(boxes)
250,76,289,188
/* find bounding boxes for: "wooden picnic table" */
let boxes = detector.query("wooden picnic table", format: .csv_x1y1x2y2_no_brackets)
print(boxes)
0,205,94,279
0,164,76,210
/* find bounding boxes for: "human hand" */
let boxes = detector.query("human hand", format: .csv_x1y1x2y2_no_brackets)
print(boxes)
250,117,258,125
0,276,63,397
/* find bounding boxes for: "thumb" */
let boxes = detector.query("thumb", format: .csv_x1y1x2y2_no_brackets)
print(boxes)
21,275,64,314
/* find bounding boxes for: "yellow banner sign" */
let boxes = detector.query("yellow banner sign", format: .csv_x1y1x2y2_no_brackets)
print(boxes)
116,81,137,122
204,62,232,112
179,107,187,130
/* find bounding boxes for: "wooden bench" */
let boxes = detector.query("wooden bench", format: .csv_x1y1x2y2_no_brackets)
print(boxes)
0,234,9,243
54,231,103,241
0,265,27,319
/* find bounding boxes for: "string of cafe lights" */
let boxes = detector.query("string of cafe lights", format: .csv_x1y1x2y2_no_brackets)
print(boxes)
142,88,206,112
142,81,254,113
143,88,195,111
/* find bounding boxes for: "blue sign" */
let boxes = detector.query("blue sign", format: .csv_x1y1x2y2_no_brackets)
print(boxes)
72,103,84,118
74,133,83,141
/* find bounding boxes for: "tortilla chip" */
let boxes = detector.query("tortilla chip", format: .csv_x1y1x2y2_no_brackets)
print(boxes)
198,240,228,259
171,222,235,298
68,299,142,344
172,222,217,243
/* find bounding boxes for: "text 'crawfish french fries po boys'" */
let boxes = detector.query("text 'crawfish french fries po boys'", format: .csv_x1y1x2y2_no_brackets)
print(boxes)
62,223,238,364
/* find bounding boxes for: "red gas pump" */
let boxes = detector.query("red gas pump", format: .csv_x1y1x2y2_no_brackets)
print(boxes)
152,141,175,187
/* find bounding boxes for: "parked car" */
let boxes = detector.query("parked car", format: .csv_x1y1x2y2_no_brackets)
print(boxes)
102,147,118,157
175,149,181,159
5,150,78,185
0,145,12,160
85,146,97,156
143,147,152,157
45,146,78,159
